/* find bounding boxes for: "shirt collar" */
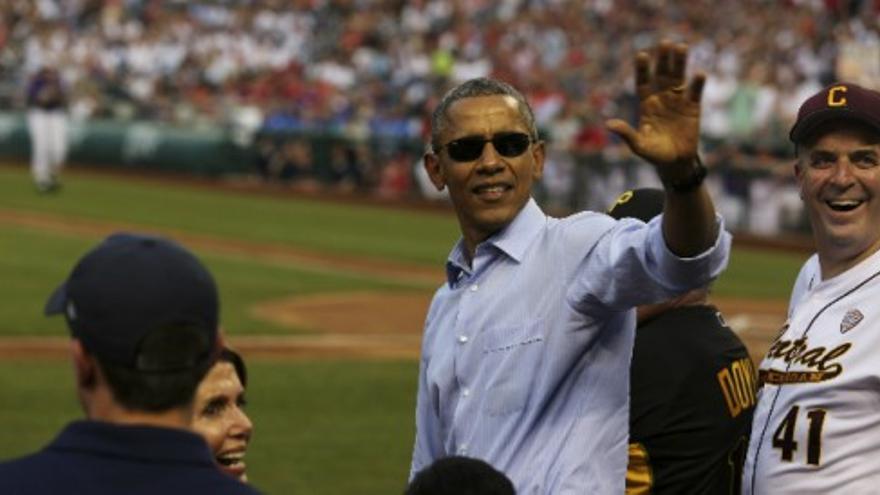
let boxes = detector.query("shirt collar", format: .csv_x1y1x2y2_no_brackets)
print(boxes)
445,198,545,286
445,242,470,286
50,420,215,465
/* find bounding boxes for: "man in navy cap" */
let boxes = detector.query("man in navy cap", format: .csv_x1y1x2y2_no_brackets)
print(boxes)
0,233,261,494
743,83,880,494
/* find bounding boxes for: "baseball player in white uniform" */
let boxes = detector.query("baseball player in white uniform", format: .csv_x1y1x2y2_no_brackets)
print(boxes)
743,83,880,494
26,66,68,193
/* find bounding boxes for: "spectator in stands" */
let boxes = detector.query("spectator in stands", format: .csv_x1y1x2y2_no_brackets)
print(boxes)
276,138,319,190
324,141,364,192
253,134,277,182
2,0,871,231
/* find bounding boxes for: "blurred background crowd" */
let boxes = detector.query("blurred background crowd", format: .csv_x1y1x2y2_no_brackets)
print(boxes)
1,0,878,234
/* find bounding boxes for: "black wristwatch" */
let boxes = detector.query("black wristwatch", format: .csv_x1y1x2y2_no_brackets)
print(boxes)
662,156,707,194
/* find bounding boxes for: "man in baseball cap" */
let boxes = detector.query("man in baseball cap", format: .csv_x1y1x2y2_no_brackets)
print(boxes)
607,189,755,494
743,82,880,494
0,232,261,494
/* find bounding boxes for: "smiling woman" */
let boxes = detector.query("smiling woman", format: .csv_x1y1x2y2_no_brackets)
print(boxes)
193,347,253,482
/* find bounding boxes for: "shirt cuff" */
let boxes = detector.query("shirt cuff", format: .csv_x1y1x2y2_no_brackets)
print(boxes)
649,213,731,289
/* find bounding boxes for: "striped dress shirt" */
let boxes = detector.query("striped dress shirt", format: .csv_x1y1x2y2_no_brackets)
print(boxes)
410,198,731,494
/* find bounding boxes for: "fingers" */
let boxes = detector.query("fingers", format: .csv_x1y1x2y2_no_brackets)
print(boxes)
652,40,688,90
653,40,675,89
605,118,639,152
671,43,687,84
688,71,706,104
634,51,651,99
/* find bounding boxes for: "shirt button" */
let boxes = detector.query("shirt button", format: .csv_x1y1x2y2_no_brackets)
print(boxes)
459,444,468,454
469,284,479,292
458,335,469,344
462,388,470,397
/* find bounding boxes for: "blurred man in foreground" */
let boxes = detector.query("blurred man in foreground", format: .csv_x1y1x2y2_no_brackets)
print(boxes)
0,232,261,495
406,456,515,495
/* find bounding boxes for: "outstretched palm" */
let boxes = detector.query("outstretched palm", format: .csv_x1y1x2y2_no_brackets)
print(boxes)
607,41,704,171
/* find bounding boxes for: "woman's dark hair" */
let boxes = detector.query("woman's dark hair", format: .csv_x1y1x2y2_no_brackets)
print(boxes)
218,347,247,387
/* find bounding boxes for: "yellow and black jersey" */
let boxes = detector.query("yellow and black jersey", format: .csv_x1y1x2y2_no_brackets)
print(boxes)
627,305,755,495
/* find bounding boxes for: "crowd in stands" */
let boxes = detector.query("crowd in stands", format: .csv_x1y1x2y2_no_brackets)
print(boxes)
1,0,878,233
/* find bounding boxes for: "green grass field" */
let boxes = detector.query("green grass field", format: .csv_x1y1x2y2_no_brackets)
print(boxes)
0,164,810,493
0,359,417,494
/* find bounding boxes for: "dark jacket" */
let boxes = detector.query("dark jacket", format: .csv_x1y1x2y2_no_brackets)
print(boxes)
0,420,262,495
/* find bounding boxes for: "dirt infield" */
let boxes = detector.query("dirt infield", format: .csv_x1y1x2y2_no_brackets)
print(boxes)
0,181,788,363
249,291,785,363
0,284,783,364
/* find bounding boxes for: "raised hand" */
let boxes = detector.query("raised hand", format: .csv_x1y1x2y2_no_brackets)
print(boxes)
606,40,704,174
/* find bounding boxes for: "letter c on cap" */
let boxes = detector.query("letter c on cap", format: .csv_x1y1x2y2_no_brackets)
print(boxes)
827,85,848,107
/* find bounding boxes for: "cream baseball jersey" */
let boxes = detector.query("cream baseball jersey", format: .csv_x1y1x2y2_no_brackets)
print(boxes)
743,248,880,494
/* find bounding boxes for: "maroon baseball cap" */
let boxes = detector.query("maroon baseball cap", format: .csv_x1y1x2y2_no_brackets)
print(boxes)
790,82,880,144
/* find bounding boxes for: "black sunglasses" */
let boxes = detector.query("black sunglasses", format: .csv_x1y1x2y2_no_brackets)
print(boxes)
438,132,533,162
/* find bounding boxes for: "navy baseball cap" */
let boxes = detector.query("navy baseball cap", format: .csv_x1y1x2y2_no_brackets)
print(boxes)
607,188,665,222
45,232,219,371
789,82,880,144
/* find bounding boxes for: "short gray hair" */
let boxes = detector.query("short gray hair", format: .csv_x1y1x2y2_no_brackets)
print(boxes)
430,78,538,152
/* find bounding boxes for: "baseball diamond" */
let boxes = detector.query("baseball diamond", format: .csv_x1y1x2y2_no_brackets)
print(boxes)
0,163,804,493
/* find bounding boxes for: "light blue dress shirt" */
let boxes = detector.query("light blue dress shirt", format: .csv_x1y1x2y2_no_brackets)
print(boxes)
410,198,731,494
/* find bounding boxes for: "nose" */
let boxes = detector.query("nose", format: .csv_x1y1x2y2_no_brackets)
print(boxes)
475,140,503,173
829,159,856,187
229,406,253,440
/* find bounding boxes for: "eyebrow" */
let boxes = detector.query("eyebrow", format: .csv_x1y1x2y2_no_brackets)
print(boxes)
203,396,229,409
850,149,879,159
809,147,879,157
451,131,526,140
808,149,837,160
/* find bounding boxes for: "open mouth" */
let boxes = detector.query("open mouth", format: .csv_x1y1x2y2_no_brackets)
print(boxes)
826,199,864,212
216,451,247,475
472,183,512,198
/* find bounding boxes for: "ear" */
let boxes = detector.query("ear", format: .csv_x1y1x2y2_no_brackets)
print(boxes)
531,140,546,181
71,339,97,390
793,161,805,199
424,152,446,191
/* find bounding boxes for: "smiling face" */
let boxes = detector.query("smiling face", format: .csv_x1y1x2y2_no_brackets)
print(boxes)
796,122,880,278
425,95,544,255
192,361,252,482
